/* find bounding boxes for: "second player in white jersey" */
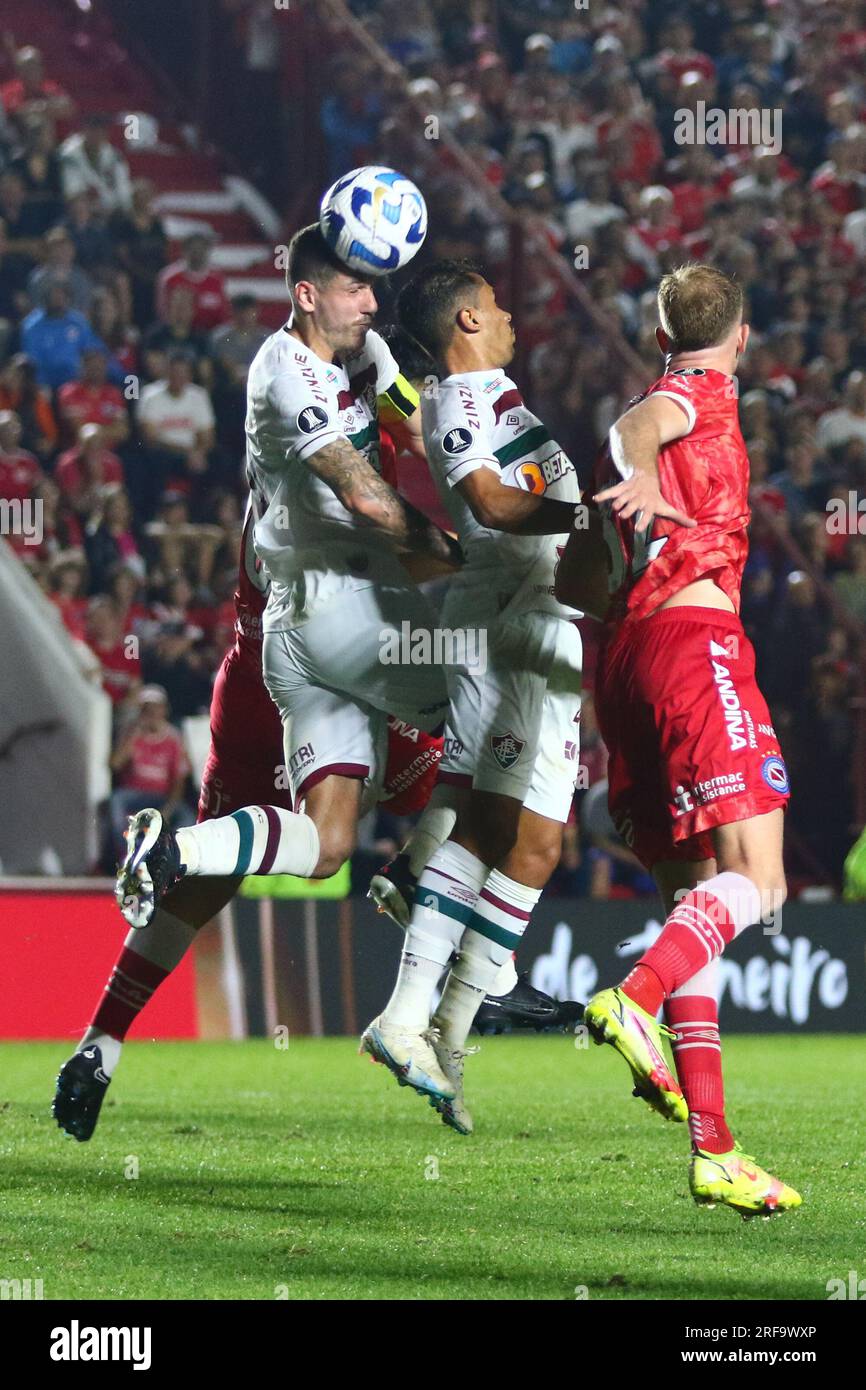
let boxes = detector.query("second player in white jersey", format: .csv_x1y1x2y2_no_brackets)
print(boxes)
424,370,581,621
423,369,584,821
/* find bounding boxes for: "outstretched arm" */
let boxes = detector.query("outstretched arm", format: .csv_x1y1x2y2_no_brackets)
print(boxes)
595,394,697,533
457,465,580,535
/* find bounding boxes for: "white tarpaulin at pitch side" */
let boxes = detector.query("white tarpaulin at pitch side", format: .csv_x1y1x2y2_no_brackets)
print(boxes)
0,541,111,873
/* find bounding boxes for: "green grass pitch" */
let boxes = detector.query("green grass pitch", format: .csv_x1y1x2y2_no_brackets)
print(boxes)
1,1035,864,1300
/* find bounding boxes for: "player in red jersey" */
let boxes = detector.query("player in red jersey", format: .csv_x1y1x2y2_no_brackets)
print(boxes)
556,264,801,1216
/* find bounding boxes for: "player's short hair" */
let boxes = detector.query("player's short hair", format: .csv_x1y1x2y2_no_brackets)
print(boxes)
396,258,484,365
378,323,437,386
286,224,356,299
657,264,744,352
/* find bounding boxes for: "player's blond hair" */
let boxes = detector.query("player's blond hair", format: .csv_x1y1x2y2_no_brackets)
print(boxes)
657,265,744,351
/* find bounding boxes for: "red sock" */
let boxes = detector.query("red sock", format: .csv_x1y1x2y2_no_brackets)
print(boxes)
91,947,170,1041
620,888,738,1013
665,994,734,1154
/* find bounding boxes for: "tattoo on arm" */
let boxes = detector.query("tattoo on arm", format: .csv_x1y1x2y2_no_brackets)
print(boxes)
306,437,446,555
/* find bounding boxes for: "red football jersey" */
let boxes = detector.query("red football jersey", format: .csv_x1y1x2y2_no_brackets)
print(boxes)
597,367,750,624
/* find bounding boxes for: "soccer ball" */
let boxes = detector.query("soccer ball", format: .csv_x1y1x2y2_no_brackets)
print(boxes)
319,166,427,276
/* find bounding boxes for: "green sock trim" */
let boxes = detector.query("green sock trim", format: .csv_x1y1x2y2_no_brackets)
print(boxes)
230,809,255,875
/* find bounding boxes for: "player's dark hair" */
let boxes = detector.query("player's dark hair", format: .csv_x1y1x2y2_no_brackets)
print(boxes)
286,224,356,298
658,263,744,351
396,258,484,369
378,323,438,387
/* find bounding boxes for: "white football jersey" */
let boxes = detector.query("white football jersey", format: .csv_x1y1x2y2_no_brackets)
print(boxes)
422,370,582,619
245,325,408,630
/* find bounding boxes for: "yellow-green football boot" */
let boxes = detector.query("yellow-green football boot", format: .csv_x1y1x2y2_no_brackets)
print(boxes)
584,986,688,1122
690,1142,802,1219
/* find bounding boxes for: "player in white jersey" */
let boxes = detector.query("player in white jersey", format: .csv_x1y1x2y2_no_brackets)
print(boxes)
115,228,474,1095
361,260,603,1131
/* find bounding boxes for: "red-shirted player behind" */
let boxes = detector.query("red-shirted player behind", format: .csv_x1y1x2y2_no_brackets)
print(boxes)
556,264,801,1218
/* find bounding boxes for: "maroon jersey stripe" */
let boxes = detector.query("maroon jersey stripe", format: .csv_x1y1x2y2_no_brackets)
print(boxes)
493,388,524,421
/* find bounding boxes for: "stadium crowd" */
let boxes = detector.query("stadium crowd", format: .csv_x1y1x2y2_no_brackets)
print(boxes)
0,1,864,888
333,0,866,883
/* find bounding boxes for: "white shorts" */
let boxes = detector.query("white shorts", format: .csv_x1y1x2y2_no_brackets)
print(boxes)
262,582,449,804
439,611,582,823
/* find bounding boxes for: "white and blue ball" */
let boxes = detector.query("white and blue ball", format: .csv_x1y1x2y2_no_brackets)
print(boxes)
319,165,427,276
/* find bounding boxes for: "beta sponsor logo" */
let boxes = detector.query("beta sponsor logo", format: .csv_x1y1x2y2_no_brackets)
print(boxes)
516,450,571,495
288,742,315,774
296,404,329,434
490,730,525,770
442,426,473,455
762,754,790,795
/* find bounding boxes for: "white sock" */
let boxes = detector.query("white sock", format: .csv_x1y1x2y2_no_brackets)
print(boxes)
382,840,489,1030
77,1031,123,1076
403,785,458,878
176,806,319,878
486,954,519,998
434,870,541,1048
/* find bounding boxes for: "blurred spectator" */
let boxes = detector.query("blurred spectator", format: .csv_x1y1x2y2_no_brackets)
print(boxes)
27,224,93,314
155,232,229,333
107,561,148,638
59,114,132,214
84,593,141,709
0,44,73,126
320,57,383,180
210,293,267,450
0,168,44,264
136,351,218,504
0,353,58,460
140,615,214,719
142,285,213,386
209,293,267,387
62,192,115,275
9,112,64,234
108,179,167,326
0,409,42,517
109,685,192,854
84,485,143,592
143,490,224,589
20,282,105,389
56,347,129,447
816,370,866,452
89,285,138,378
47,549,89,641
833,538,866,626
55,423,124,518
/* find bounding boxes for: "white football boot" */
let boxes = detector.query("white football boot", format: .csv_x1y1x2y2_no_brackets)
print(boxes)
360,1017,455,1101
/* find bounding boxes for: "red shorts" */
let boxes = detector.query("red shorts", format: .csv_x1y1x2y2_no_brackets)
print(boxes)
197,649,443,823
197,649,290,822
595,606,790,871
